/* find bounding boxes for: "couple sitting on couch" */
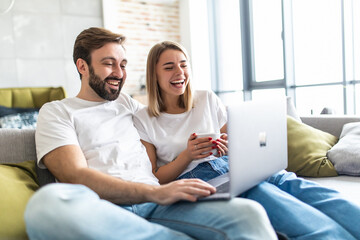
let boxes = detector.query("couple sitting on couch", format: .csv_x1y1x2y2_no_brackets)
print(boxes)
25,27,360,240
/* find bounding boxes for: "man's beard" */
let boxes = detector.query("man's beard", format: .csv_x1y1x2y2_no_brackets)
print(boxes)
88,66,122,101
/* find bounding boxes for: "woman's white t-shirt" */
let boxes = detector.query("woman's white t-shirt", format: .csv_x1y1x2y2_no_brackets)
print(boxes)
133,90,227,175
35,92,159,186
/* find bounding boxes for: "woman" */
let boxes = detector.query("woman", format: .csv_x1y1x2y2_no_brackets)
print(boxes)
133,41,360,239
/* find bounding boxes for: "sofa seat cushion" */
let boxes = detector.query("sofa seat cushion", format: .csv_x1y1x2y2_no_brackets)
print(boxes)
304,176,360,206
0,160,39,239
287,116,338,177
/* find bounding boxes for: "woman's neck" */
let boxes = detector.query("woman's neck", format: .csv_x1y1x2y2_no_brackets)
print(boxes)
163,95,185,114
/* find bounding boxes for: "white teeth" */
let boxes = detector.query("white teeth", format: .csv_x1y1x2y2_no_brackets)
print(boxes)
171,80,184,84
107,80,119,86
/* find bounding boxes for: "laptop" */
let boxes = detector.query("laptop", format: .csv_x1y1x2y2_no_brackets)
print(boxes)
200,97,288,200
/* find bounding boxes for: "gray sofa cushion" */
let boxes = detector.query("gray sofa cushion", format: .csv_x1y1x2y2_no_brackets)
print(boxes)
301,116,360,138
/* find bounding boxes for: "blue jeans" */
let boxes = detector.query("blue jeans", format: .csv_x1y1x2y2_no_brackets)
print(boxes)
177,156,229,182
24,183,277,240
178,157,360,240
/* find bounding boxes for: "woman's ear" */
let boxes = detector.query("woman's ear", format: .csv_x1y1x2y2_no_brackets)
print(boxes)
76,58,89,77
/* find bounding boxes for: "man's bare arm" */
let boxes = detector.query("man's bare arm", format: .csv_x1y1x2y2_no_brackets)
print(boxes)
43,145,216,205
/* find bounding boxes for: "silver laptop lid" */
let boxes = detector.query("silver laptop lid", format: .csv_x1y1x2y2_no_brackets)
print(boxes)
227,97,288,197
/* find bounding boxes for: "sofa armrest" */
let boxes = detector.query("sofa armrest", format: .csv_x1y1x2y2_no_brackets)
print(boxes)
0,128,55,186
300,115,360,138
0,129,36,164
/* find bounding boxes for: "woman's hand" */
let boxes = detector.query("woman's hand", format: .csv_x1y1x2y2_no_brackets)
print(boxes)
186,133,216,160
216,133,228,157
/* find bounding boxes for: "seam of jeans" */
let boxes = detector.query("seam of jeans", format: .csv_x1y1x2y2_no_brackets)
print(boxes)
209,160,228,175
147,217,230,240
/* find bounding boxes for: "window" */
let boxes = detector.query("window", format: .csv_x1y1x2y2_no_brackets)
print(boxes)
252,88,285,101
352,0,360,80
252,0,284,82
207,0,243,105
296,85,344,115
209,0,360,115
292,0,343,86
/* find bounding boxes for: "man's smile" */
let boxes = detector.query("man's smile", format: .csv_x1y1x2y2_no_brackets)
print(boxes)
105,77,122,89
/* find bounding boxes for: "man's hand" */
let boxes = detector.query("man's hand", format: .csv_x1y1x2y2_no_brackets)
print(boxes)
148,178,216,205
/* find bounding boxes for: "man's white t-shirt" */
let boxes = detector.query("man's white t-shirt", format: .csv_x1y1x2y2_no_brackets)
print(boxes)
35,92,159,186
133,90,227,175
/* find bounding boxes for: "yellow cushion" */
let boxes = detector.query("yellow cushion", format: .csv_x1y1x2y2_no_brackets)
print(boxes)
0,160,39,239
0,90,12,107
0,87,66,108
287,116,338,177
13,89,34,108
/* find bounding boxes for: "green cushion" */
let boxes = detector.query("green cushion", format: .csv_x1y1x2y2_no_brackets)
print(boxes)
0,160,39,239
0,87,67,108
287,116,338,177
0,90,12,107
13,90,35,108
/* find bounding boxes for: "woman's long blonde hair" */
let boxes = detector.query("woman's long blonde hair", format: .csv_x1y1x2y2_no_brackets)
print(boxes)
146,41,193,117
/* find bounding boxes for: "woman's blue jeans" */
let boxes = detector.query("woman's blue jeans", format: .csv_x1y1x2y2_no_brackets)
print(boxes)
177,156,360,240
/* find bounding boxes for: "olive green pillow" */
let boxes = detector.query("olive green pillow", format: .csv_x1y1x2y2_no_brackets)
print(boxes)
0,160,39,239
287,116,338,177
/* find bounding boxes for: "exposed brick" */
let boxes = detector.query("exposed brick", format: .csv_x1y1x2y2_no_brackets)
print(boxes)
106,0,180,96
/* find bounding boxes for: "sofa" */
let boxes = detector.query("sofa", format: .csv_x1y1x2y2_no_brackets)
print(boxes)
0,87,66,129
300,116,360,206
1,90,360,239
0,87,66,239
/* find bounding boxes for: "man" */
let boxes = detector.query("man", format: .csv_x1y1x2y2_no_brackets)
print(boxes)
24,27,277,240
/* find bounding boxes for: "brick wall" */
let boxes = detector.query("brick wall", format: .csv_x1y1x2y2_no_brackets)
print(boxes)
104,0,180,98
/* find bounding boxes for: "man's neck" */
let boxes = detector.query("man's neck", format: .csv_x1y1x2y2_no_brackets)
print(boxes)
76,87,106,102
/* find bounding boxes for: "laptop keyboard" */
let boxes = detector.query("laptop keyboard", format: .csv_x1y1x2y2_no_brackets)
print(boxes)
216,181,230,193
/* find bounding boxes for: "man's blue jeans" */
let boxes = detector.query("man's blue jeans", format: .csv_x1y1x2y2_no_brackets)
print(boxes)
24,182,277,240
178,157,360,240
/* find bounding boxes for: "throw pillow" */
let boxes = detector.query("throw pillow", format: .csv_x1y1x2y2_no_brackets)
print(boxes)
0,106,39,118
0,160,39,239
287,116,338,177
0,111,39,129
327,122,360,176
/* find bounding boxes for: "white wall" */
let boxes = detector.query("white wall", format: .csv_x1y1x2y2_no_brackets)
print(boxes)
0,0,103,98
0,0,214,98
